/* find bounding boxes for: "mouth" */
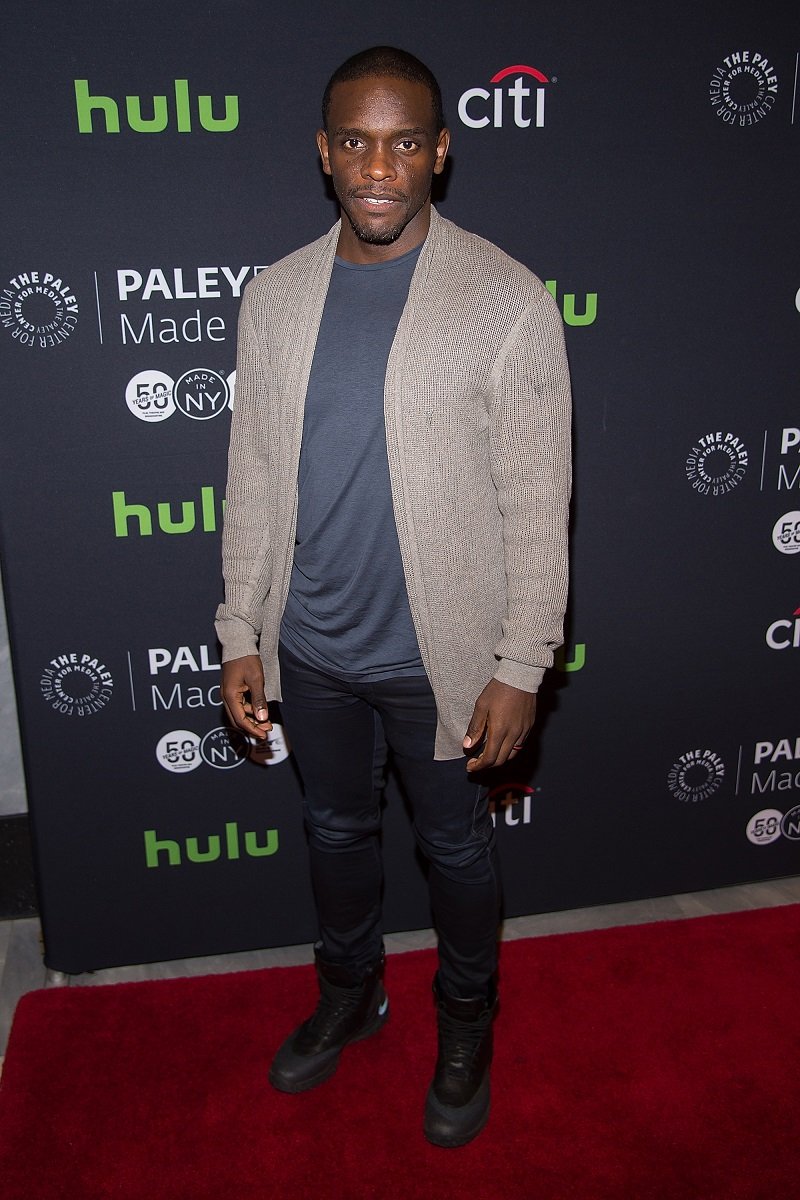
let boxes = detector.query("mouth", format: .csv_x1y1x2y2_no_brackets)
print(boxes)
351,192,404,211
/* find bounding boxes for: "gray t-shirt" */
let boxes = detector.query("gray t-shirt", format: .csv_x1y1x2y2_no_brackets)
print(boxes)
280,243,425,681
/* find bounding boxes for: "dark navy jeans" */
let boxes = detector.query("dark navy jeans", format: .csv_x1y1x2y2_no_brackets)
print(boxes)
277,643,501,998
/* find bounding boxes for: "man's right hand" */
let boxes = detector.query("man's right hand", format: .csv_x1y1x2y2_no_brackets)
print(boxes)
221,654,272,741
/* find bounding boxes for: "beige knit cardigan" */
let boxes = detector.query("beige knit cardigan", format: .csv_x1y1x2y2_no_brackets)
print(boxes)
215,207,572,759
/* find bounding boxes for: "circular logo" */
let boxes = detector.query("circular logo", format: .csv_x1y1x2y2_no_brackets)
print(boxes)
156,730,202,774
1,271,78,348
200,725,248,769
247,722,291,767
667,750,725,802
709,51,778,126
685,432,748,496
40,651,113,717
126,370,175,423
772,512,800,555
780,806,800,841
174,369,230,421
746,809,783,845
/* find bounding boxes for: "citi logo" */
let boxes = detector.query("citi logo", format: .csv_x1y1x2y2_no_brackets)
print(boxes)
766,607,800,650
112,486,224,537
75,79,239,134
489,784,536,827
458,64,551,129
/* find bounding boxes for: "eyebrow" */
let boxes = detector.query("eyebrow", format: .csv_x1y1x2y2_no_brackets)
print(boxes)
332,126,430,138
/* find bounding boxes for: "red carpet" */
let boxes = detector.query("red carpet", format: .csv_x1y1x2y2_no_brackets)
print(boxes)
1,905,799,1199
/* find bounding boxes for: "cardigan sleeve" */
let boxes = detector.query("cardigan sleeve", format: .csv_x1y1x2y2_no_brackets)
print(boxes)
214,288,274,662
486,287,572,691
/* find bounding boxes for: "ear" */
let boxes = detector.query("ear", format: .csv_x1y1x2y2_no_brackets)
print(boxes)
317,129,332,176
433,127,450,176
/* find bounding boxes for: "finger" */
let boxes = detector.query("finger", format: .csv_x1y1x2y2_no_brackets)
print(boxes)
241,663,271,736
243,704,272,740
492,731,525,769
223,688,271,740
464,701,489,750
467,723,505,772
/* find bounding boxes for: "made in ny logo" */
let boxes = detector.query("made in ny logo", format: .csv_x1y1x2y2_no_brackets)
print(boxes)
709,51,778,126
1,271,78,349
125,368,235,423
40,651,114,717
685,431,748,496
458,64,553,129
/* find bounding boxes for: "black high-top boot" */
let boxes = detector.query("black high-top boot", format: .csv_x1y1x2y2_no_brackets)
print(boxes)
423,973,498,1148
268,950,388,1094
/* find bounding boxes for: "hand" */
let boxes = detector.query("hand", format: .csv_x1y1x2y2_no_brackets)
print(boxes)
221,654,272,741
463,679,537,773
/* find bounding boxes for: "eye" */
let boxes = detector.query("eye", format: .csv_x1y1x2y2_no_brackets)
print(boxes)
342,137,363,150
396,139,418,152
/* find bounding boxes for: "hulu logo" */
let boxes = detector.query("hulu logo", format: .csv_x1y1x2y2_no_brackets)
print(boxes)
145,821,279,868
112,486,224,537
554,643,586,672
545,281,597,327
75,79,239,134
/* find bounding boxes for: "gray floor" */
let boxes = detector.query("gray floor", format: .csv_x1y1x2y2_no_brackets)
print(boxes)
2,875,800,1063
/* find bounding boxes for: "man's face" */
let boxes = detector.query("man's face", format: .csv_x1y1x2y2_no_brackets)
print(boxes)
317,75,449,263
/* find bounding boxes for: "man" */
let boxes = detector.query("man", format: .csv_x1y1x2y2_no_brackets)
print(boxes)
216,46,571,1148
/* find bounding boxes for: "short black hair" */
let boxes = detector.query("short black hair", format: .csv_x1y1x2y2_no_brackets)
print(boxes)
322,46,445,134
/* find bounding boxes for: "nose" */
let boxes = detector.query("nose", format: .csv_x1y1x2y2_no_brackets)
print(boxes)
362,142,396,182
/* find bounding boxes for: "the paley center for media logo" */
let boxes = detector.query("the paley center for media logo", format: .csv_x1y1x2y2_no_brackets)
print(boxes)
667,749,725,802
685,431,748,496
458,64,553,129
40,651,113,716
709,51,778,126
1,271,79,349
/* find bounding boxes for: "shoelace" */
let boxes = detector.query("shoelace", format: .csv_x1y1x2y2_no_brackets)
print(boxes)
438,1012,491,1075
308,982,365,1032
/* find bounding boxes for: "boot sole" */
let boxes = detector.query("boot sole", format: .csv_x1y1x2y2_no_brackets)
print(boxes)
268,1001,389,1094
423,1070,490,1148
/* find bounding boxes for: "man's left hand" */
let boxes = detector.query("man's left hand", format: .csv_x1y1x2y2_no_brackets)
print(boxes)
463,679,537,773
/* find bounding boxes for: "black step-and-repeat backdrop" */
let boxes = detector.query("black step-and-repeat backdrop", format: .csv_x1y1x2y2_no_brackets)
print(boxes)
2,2,797,972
